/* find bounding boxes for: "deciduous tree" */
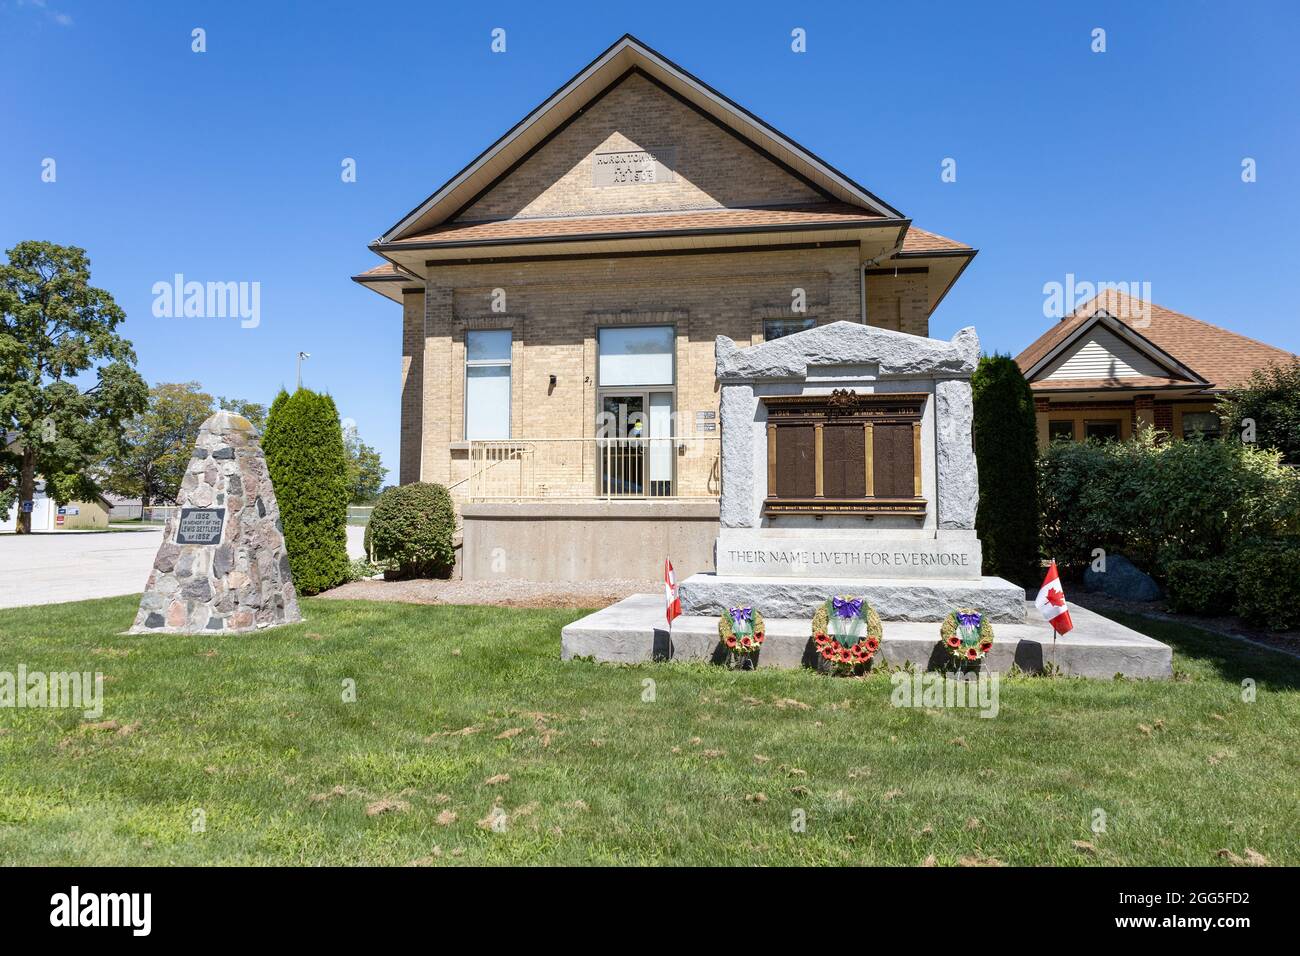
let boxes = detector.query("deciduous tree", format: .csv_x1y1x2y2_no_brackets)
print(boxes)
0,241,147,532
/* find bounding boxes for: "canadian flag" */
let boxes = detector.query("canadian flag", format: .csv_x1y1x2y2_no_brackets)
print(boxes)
1035,560,1074,635
664,559,682,625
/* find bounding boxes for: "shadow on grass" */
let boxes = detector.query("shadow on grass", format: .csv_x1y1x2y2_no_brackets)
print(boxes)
1100,609,1300,691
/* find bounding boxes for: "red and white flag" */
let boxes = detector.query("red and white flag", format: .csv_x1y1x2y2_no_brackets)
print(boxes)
1035,560,1074,635
664,559,682,625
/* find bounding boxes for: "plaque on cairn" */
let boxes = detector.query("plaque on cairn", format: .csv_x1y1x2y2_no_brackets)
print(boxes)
129,410,302,633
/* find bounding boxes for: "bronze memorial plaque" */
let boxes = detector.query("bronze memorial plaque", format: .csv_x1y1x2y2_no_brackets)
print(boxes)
762,390,926,517
175,507,225,546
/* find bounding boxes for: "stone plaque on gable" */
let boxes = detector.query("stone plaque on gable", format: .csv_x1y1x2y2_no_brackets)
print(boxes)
592,147,676,186
129,410,301,634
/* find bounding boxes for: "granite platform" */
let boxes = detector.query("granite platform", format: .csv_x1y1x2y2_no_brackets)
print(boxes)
560,594,1173,679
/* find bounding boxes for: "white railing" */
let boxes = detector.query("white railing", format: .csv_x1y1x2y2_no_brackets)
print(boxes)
468,437,720,501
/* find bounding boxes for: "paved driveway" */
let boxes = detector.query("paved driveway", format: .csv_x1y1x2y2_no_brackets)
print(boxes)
0,526,366,609
0,529,164,609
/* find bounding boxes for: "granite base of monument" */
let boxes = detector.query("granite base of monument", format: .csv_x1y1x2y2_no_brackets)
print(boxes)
677,572,1027,622
560,595,1173,679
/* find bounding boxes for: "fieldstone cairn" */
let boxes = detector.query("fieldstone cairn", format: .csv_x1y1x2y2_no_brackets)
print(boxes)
129,410,302,633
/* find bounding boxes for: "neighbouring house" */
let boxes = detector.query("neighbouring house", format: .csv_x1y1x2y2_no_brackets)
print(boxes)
1015,289,1296,448
0,480,112,532
353,34,975,581
0,432,113,532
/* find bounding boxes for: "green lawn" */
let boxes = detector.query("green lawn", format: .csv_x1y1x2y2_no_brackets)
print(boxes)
0,595,1296,865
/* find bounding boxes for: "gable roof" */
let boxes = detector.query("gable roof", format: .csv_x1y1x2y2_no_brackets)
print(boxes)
377,34,902,245
1016,289,1295,391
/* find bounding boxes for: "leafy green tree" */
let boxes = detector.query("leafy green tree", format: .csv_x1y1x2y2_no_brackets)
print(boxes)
972,354,1040,587
102,382,214,508
262,388,350,594
343,423,387,503
0,241,147,532
1218,359,1300,464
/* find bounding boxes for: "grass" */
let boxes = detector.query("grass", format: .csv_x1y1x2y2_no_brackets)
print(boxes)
0,596,1296,866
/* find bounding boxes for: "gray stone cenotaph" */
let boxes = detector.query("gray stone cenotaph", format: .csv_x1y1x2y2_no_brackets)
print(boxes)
562,321,1172,678
129,410,302,633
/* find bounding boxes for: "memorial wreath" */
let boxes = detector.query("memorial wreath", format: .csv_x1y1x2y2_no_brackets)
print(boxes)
718,606,765,660
940,608,994,663
811,596,883,673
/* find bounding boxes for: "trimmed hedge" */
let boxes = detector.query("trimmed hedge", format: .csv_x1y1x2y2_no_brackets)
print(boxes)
262,388,350,595
364,482,455,579
1165,557,1237,616
1234,542,1300,630
1039,430,1300,575
972,355,1040,586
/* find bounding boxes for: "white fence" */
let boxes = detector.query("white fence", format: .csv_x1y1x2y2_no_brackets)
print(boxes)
467,437,721,501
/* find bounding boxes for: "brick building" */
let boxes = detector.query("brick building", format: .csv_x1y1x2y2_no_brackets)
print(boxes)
354,35,975,579
1015,289,1295,448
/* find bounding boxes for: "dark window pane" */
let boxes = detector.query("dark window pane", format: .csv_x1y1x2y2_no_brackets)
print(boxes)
1182,411,1222,440
1085,421,1121,442
763,318,816,341
1048,420,1074,441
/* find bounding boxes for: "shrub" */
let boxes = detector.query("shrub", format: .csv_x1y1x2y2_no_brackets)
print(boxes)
1039,429,1300,575
262,388,350,595
1165,557,1237,616
1218,358,1300,465
1234,542,1300,630
364,482,455,579
972,355,1040,586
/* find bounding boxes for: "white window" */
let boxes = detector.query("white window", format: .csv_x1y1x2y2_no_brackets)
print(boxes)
597,326,674,386
465,330,511,440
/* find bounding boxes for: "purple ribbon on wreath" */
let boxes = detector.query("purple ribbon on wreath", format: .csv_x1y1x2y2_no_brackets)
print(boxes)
729,607,753,626
832,597,863,619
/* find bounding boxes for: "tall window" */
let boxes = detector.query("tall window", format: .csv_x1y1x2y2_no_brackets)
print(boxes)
465,330,511,440
763,317,816,341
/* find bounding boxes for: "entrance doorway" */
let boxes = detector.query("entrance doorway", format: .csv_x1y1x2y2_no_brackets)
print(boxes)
598,392,674,496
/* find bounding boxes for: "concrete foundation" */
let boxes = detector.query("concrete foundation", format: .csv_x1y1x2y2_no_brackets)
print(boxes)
560,594,1173,679
460,500,718,582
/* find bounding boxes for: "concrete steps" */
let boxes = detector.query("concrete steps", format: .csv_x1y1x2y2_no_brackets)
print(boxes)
561,594,1173,679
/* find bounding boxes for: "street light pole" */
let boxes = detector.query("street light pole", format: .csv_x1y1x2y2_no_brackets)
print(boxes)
296,351,310,390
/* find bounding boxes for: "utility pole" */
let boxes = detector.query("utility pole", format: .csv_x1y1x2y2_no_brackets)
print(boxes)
296,351,310,390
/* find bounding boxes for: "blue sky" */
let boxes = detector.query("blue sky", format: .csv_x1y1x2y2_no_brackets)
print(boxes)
3,0,1297,478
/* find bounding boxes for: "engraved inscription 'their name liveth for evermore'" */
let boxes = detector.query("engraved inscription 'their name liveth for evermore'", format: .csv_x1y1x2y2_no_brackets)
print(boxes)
726,549,971,569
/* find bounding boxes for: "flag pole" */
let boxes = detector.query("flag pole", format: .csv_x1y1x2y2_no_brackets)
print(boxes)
1050,556,1058,669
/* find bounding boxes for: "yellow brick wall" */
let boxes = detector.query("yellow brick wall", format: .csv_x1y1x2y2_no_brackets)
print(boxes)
456,72,824,222
405,245,870,497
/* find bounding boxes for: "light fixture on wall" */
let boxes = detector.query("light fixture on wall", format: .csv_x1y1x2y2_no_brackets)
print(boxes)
548,374,557,395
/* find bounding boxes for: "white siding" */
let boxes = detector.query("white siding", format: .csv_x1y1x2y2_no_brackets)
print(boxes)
1041,327,1169,381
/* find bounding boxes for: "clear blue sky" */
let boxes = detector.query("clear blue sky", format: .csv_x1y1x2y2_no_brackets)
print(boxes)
3,0,1297,478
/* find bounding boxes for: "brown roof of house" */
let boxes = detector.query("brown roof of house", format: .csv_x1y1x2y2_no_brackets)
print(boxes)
383,202,899,247
899,226,971,254
1030,375,1192,391
353,262,405,280
1015,288,1295,391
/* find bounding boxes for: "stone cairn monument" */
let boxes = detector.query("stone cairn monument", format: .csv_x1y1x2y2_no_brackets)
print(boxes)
130,410,302,633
